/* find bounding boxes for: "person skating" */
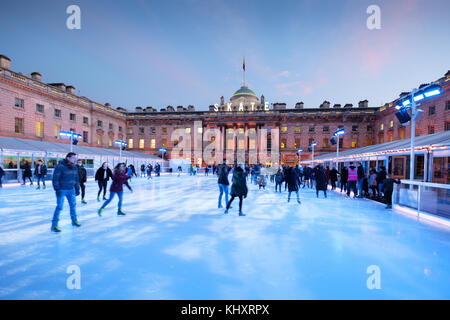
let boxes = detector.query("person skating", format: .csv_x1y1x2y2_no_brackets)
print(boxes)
98,163,133,216
95,162,113,201
140,164,146,177
257,174,266,190
285,166,301,204
347,163,358,198
224,166,247,216
275,168,284,193
22,161,33,185
177,165,182,177
217,161,230,208
330,167,338,190
315,165,328,198
76,159,87,204
0,165,5,188
368,169,378,198
340,166,348,193
382,175,401,209
51,152,81,232
34,160,47,189
357,163,365,198
147,164,153,179
377,166,387,199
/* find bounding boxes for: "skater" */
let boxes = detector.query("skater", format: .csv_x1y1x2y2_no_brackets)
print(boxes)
347,162,358,198
126,165,133,179
357,163,365,198
205,166,209,176
377,166,387,199
50,152,81,232
0,165,4,188
76,159,87,204
34,160,47,189
340,166,348,193
177,165,182,177
315,165,328,198
98,163,133,216
275,168,284,193
147,164,153,179
330,167,338,190
369,169,378,198
257,173,266,190
382,175,401,209
95,162,113,201
155,163,161,176
285,166,301,203
224,166,247,216
22,161,33,185
217,161,230,208
140,164,146,177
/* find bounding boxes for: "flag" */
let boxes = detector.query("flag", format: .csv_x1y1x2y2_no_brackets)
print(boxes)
243,57,245,71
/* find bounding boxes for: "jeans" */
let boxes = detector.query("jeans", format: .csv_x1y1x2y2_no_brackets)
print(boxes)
316,189,327,198
227,195,243,212
275,182,282,192
385,191,393,205
357,178,364,196
288,190,300,201
101,191,123,211
347,181,358,197
98,180,108,198
80,183,86,199
378,183,383,196
37,175,45,187
218,184,229,207
52,189,77,227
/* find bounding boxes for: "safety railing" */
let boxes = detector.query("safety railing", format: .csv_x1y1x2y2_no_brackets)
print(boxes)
393,180,450,223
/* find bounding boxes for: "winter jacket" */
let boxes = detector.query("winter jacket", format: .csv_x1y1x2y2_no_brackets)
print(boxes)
348,166,358,181
0,167,4,177
257,175,266,186
357,165,365,180
95,167,113,181
285,167,300,192
377,169,387,185
369,173,377,186
330,169,338,182
34,164,48,176
315,167,328,191
230,167,248,197
275,170,284,183
52,159,80,194
110,171,132,193
77,165,87,184
341,168,349,182
23,164,32,178
217,164,230,185
382,178,401,193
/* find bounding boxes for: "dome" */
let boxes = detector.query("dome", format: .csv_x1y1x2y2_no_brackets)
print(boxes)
230,86,258,101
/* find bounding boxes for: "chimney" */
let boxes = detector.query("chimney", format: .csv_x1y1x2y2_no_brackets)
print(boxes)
358,100,368,108
30,72,42,81
135,106,143,112
105,103,111,108
261,95,265,104
0,55,11,69
177,106,184,112
343,103,353,108
273,103,286,110
209,105,215,111
167,106,175,112
160,107,166,112
333,104,341,108
295,102,304,109
66,85,75,94
320,101,330,108
188,105,195,111
49,83,66,91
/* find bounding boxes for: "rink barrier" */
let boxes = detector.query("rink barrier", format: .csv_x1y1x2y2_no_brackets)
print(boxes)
393,180,450,227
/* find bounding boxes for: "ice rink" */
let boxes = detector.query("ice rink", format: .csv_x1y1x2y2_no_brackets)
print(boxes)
0,174,449,299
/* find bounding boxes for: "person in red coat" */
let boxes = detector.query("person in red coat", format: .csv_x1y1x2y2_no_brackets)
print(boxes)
98,163,132,216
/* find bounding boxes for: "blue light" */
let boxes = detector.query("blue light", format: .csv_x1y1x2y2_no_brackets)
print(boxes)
311,142,317,147
395,105,401,110
335,129,346,136
114,140,127,147
159,148,167,152
298,148,303,152
424,89,441,97
413,94,424,102
402,99,411,106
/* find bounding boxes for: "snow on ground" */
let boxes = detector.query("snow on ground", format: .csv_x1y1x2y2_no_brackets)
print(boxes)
0,174,449,299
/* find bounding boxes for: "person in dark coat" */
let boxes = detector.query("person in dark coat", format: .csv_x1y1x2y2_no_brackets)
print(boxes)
22,161,33,185
34,160,47,189
382,175,401,209
217,162,230,208
314,165,328,198
98,163,133,216
340,166,348,193
76,159,87,204
330,167,338,190
377,166,387,198
95,162,113,201
275,168,284,193
225,166,248,216
285,166,301,203
51,152,81,232
0,165,5,188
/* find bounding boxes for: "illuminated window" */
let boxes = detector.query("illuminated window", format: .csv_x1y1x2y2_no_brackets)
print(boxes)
108,136,113,147
352,141,357,148
249,139,256,149
389,120,394,128
322,138,328,148
227,139,233,150
14,118,24,134
36,121,44,137
97,134,102,145
366,137,372,146
128,128,133,135
380,123,384,131
295,126,301,133
162,127,167,133
281,138,287,149
151,139,156,149
294,138,300,149
128,139,134,149
238,140,244,149
238,128,244,134
197,127,203,134
139,139,145,149
399,128,405,139
186,128,191,134
54,125,61,139
162,139,167,148
281,126,287,133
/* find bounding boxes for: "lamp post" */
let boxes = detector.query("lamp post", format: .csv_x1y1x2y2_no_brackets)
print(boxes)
297,148,303,166
309,142,317,167
159,148,167,160
395,83,441,181
333,128,346,170
114,140,127,162
59,130,82,153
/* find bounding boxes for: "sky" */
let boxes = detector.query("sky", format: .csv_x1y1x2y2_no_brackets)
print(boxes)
1,0,449,111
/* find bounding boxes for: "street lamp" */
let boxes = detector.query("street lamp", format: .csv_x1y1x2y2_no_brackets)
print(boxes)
296,148,303,165
395,83,442,181
308,142,317,167
331,128,346,169
59,130,82,153
114,140,127,162
159,148,167,160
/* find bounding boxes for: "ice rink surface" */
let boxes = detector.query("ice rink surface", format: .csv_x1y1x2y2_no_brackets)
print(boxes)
0,174,449,299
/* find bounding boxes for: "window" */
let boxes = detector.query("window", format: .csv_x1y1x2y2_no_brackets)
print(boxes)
367,125,373,132
352,125,359,132
379,134,384,144
128,128,133,135
162,139,167,148
429,106,436,116
150,139,156,149
119,126,123,133
295,126,301,133
294,138,300,149
139,127,145,134
322,138,328,148
97,134,102,145
323,126,329,133
109,123,113,130
389,120,394,128
128,139,134,148
198,127,203,134
428,125,435,134
281,126,287,133
14,98,24,108
70,113,76,121
446,101,450,111
399,127,406,139
139,139,145,149
97,120,103,127
162,127,167,134
54,109,61,118
83,131,88,143
446,121,450,131
36,104,44,113
36,121,44,137
352,141,357,148
281,138,287,149
309,126,315,133
83,117,89,124
339,138,343,148
108,136,113,147
54,125,61,139
366,137,372,146
185,128,191,134
15,118,24,133
151,128,156,134
380,123,384,131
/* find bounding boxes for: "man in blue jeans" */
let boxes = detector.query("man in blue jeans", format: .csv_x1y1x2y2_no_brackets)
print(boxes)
357,162,365,198
217,161,230,208
51,152,81,232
